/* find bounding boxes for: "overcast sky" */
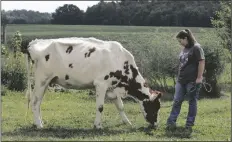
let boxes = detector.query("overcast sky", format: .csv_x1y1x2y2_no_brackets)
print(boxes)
1,1,101,13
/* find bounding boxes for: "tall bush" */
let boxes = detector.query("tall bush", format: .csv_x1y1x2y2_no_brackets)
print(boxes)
211,2,231,55
1,53,27,91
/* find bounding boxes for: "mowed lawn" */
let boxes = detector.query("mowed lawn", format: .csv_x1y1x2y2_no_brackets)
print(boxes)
2,90,231,141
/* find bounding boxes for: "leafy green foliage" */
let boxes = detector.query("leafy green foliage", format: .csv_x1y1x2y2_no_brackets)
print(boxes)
199,31,227,97
1,9,51,24
51,4,84,25
11,31,22,57
1,1,221,27
211,2,231,53
1,11,9,26
1,52,27,91
1,45,8,55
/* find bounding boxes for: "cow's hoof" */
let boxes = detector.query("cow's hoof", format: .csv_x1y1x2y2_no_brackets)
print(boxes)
144,124,157,132
32,124,43,129
93,124,102,129
122,120,132,126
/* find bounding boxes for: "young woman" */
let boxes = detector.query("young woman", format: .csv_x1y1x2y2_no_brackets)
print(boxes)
166,29,205,129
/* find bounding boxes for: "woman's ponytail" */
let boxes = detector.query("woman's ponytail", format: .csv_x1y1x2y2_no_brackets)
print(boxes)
185,29,196,46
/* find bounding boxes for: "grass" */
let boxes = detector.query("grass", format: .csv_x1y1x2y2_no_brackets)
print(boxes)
2,90,231,141
6,24,214,34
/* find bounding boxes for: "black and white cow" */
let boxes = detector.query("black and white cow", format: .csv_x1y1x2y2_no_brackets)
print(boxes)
24,37,162,129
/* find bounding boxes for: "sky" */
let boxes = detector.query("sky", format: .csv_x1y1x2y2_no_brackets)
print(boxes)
1,1,101,13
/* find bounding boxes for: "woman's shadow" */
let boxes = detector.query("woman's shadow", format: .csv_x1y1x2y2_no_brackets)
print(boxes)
165,126,193,138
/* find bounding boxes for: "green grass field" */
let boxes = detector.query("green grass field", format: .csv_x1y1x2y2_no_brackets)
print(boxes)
2,24,231,141
2,90,231,141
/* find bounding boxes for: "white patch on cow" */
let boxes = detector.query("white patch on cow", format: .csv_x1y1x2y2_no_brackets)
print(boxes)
135,73,152,99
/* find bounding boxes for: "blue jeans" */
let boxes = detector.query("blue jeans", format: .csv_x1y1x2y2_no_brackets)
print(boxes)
167,81,201,127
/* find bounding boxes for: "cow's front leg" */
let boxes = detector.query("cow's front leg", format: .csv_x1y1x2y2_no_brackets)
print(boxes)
94,83,107,129
113,97,132,125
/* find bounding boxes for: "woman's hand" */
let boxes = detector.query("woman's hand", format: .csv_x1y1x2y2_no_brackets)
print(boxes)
196,76,203,84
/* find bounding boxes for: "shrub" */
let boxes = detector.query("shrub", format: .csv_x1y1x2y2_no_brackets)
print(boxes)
211,2,231,54
1,52,27,91
1,85,7,96
195,30,227,97
1,44,9,56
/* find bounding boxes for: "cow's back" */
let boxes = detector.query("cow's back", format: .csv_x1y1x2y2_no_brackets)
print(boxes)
29,37,135,89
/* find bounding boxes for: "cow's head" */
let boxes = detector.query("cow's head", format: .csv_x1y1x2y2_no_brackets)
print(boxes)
140,88,162,127
104,61,162,126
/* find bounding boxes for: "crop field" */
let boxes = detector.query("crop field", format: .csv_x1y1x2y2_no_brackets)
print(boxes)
2,24,231,141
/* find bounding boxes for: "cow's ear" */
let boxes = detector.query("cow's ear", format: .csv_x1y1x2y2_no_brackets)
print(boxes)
157,92,162,99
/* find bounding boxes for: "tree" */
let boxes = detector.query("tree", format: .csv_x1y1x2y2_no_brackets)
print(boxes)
51,4,84,25
2,10,52,24
211,2,231,54
84,2,121,25
1,12,9,44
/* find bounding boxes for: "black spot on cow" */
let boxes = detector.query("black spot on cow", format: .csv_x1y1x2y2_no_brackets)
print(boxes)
87,47,96,57
85,53,88,58
114,70,123,80
65,75,69,80
123,61,130,74
98,105,103,113
112,81,118,85
66,46,73,54
69,63,73,68
32,60,34,64
85,47,96,58
107,64,148,101
109,72,114,78
130,65,139,79
45,54,50,61
49,76,58,87
104,75,109,80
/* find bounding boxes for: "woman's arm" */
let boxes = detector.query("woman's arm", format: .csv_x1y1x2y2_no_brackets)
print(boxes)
196,59,205,83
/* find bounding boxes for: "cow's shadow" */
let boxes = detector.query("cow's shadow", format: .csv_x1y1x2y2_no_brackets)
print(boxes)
2,124,144,139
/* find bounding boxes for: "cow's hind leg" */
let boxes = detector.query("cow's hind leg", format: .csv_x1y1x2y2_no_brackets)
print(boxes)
93,81,108,129
113,97,132,125
31,73,52,128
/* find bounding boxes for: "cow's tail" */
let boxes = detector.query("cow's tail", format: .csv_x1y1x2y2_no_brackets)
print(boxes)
24,50,32,120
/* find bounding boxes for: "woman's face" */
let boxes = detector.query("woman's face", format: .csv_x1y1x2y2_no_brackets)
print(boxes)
177,37,188,47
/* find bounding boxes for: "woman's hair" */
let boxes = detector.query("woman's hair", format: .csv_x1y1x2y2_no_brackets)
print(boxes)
176,29,197,47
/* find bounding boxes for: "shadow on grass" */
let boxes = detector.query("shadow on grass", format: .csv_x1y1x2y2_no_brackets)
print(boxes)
2,124,145,139
164,126,193,139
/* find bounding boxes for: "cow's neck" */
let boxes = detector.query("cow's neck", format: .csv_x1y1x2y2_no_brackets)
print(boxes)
127,89,150,102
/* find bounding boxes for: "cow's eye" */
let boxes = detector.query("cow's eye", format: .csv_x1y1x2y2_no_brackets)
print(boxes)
144,82,148,88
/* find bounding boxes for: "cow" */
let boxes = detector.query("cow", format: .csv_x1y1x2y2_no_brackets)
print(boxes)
24,37,162,129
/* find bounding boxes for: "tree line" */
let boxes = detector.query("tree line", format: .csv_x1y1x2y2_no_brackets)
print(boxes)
2,1,222,27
